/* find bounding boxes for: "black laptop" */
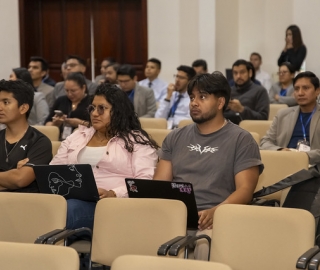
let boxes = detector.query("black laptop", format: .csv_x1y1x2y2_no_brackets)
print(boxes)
33,164,100,202
125,179,199,230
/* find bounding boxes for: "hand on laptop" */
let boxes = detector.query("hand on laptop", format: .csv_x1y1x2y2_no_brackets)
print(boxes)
198,206,217,230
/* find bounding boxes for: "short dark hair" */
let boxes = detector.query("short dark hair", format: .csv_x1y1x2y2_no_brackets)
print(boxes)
148,58,161,69
12,68,34,88
106,62,121,72
187,72,231,111
247,62,256,80
117,64,136,79
279,62,295,75
232,59,251,72
92,83,158,152
287,25,304,50
66,72,88,93
250,52,262,61
0,79,34,118
30,56,49,71
66,55,86,66
177,65,196,80
293,71,320,89
103,57,116,63
192,59,208,71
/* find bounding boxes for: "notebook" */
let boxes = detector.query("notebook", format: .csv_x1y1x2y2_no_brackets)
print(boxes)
125,179,199,230
33,164,100,202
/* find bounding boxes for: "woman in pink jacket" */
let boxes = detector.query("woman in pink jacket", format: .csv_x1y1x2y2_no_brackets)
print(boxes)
50,83,159,232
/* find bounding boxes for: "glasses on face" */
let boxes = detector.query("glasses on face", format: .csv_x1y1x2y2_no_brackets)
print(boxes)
277,71,289,75
87,104,108,115
66,63,79,68
173,74,188,80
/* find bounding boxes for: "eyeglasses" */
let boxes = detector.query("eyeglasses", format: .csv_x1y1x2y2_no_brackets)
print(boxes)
173,74,188,80
65,63,79,68
87,104,108,115
277,71,289,75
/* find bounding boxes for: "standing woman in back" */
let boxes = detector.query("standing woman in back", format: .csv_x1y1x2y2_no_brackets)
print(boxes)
277,25,307,73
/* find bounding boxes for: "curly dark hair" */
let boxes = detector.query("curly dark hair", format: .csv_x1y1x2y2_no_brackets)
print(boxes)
89,83,159,152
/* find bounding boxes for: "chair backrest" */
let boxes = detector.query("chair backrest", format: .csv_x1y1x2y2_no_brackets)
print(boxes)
144,128,171,147
0,241,79,270
140,118,167,129
112,255,233,270
269,104,288,120
257,150,309,200
32,125,60,141
249,132,260,144
210,204,315,270
51,140,61,156
178,119,193,128
91,198,187,266
239,120,272,140
0,193,66,243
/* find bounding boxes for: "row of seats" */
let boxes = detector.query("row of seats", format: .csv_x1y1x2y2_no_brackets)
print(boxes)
0,193,315,269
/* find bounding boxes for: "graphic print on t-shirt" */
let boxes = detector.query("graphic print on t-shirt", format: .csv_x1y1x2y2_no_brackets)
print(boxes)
187,144,218,155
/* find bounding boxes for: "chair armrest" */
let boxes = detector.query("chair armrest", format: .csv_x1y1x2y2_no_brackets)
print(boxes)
34,229,66,244
168,234,211,260
157,236,186,256
307,247,320,270
46,227,92,245
296,246,320,269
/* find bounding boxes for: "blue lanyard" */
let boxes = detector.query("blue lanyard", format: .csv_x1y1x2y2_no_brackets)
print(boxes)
299,107,316,141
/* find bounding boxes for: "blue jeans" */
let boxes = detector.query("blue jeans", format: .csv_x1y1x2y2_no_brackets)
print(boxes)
67,199,97,231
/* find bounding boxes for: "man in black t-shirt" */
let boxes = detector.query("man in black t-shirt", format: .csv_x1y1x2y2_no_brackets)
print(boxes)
0,80,52,192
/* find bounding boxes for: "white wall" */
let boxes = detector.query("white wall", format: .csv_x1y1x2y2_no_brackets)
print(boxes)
0,0,20,80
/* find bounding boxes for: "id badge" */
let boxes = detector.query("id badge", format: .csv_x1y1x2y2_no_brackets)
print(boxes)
167,117,174,130
297,140,310,152
61,126,72,140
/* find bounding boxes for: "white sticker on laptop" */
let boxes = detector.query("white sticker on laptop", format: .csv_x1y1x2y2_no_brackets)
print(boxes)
127,180,138,192
171,183,192,194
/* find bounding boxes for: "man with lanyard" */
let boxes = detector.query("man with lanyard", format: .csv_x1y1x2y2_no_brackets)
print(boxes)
155,65,196,129
0,80,52,192
261,71,320,167
117,64,157,118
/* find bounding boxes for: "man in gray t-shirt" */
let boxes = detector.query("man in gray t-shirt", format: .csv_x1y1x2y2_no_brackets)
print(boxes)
154,72,263,260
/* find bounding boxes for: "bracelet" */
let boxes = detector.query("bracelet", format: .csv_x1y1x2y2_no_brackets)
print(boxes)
109,190,116,197
164,98,170,102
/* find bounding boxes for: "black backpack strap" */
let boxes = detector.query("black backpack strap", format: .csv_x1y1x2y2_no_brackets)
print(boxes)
253,168,320,198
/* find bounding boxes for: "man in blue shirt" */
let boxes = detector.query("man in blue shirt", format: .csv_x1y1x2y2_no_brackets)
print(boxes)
261,71,320,167
155,65,196,129
139,58,167,102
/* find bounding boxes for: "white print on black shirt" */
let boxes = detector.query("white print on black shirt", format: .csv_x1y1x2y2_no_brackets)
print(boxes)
187,144,218,155
20,145,27,150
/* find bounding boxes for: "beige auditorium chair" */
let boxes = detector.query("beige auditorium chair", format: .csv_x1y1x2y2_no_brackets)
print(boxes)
0,193,66,243
269,104,288,120
51,140,61,156
239,120,273,140
112,255,233,270
140,118,167,129
32,125,60,141
144,128,171,147
257,150,309,201
90,198,187,268
249,132,260,144
0,241,79,270
210,204,315,270
178,119,193,128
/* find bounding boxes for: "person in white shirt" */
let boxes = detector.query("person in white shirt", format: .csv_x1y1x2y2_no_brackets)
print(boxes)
250,52,272,93
139,58,167,102
155,65,196,129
